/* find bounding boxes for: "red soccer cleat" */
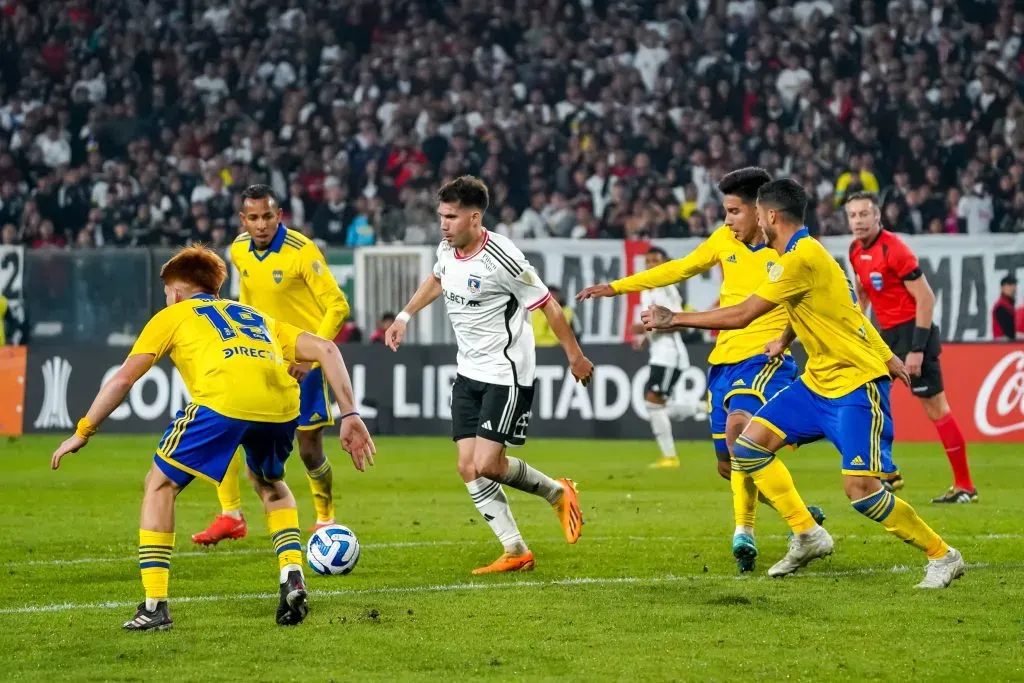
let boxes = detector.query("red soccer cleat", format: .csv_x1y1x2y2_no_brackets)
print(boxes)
309,520,336,532
191,514,247,545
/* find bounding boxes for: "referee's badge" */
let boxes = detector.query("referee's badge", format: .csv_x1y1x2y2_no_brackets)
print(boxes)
870,272,883,291
467,275,482,294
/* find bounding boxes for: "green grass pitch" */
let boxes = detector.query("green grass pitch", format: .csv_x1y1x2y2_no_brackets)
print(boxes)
1,435,1023,681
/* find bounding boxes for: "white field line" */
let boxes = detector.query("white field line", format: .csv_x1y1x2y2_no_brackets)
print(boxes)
4,533,1020,570
1,561,1021,616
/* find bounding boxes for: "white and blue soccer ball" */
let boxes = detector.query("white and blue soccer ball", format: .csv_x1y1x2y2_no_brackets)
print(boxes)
306,524,360,576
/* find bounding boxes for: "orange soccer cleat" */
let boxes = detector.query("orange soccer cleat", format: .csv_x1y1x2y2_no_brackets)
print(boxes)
309,520,336,532
191,514,247,545
471,551,536,575
552,478,583,544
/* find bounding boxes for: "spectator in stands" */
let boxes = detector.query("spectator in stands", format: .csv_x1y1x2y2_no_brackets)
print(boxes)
0,0,1021,251
994,276,1019,340
369,312,396,344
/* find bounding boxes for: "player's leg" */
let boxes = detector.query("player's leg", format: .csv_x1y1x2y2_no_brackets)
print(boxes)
734,383,833,576
835,381,965,587
191,449,248,546
242,420,308,624
126,463,183,631
128,405,244,630
452,376,531,573
297,367,336,526
919,355,976,501
473,382,582,544
645,365,679,468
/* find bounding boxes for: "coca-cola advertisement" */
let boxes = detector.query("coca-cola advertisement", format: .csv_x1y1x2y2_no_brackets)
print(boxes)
890,343,1024,442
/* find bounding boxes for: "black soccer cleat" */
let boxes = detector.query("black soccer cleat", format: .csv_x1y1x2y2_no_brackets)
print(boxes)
931,487,978,504
123,601,173,632
276,570,309,626
881,473,905,492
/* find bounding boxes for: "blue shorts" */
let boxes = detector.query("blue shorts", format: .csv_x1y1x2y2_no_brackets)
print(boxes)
153,404,298,487
298,366,334,431
707,355,799,457
751,378,898,477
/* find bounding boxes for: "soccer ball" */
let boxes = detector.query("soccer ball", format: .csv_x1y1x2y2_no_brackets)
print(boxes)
306,524,360,576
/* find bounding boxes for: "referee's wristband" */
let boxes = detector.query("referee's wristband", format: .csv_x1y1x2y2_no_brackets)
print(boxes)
75,417,97,439
395,311,411,325
910,326,931,353
339,411,360,421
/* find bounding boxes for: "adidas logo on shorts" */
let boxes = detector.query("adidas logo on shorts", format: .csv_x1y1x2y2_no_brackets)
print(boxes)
481,420,493,430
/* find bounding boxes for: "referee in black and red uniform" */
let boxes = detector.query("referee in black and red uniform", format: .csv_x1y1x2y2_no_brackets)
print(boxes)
845,191,977,504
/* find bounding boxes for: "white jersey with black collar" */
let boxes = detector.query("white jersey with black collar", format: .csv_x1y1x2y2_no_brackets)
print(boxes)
433,231,551,386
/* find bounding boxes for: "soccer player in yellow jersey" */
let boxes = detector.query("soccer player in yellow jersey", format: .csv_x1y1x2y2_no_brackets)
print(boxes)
50,246,375,630
577,168,823,573
642,179,966,588
192,184,351,545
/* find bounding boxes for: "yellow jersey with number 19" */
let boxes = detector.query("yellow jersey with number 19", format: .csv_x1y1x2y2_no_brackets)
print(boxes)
610,225,790,365
128,294,301,422
230,225,349,339
753,228,894,398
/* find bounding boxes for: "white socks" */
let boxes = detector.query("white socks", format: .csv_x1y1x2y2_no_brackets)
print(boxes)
222,509,243,520
646,400,677,458
499,457,563,505
466,478,526,553
734,525,754,537
280,563,303,583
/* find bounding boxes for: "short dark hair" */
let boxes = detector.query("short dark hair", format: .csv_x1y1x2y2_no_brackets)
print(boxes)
718,167,772,204
437,175,489,211
240,184,277,204
381,311,396,321
844,191,879,207
757,179,808,224
646,246,669,260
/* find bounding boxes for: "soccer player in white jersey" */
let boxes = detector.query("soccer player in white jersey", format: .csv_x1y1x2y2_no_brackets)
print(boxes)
630,247,705,468
386,176,594,574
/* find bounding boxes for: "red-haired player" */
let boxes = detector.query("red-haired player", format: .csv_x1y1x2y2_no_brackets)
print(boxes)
846,192,977,504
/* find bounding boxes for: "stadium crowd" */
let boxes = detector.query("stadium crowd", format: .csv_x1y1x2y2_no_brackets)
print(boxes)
1,0,1023,250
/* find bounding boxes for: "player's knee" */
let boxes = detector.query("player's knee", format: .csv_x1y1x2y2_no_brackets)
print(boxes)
456,458,478,481
296,429,324,461
843,475,882,501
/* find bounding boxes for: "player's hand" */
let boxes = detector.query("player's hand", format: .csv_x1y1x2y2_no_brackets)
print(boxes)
385,319,407,351
904,351,924,377
764,338,787,359
288,362,313,381
570,354,594,387
887,354,912,387
576,283,616,301
339,415,376,472
641,304,676,330
51,434,88,470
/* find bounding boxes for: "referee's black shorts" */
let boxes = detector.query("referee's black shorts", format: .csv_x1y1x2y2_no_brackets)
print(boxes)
880,321,943,398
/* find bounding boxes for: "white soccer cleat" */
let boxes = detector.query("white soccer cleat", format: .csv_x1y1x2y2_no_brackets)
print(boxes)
768,526,834,577
915,547,965,589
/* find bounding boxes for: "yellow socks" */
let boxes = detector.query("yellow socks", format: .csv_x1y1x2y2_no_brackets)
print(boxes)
306,459,334,523
733,435,816,534
139,529,174,608
851,488,949,560
267,507,303,573
730,463,758,529
217,450,243,515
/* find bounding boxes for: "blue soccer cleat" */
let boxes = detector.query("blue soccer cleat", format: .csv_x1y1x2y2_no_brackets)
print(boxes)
732,533,758,573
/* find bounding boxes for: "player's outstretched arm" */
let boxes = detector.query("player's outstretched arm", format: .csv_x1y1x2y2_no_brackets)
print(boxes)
642,295,778,332
902,275,936,377
386,274,443,351
577,239,720,301
294,332,376,472
51,354,155,470
539,296,594,386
